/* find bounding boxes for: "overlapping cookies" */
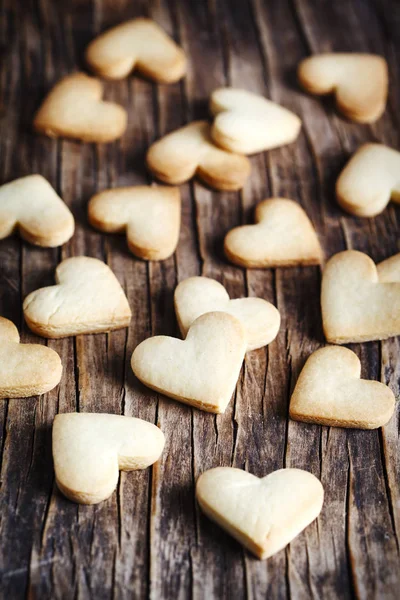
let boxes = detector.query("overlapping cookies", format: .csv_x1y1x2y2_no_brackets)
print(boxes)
0,16,397,566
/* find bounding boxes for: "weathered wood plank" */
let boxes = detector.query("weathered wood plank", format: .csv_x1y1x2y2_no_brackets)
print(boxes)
0,0,399,598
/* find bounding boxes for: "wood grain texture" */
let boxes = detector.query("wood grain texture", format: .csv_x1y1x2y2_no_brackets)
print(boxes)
0,0,399,598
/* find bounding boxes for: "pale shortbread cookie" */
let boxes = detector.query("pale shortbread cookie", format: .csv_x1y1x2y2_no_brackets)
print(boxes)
336,144,400,217
298,53,388,123
210,88,301,154
23,256,131,338
53,412,165,504
0,317,62,398
224,198,323,268
174,276,280,351
146,121,251,191
88,185,181,261
321,250,400,344
377,253,400,282
131,312,246,413
85,18,186,83
290,346,395,429
33,73,127,143
196,467,324,560
0,175,74,247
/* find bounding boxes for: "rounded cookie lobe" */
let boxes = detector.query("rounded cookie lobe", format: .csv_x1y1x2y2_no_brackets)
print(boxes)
0,174,74,247
0,317,62,398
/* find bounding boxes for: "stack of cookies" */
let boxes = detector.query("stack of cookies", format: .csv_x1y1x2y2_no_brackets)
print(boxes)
0,16,398,561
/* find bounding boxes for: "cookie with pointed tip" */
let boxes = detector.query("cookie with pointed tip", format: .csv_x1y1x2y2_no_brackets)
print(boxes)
53,412,165,504
298,53,388,123
210,88,301,154
33,73,127,143
224,198,322,268
174,276,280,351
146,121,251,191
88,185,181,261
0,317,62,398
336,144,400,217
23,256,131,338
377,253,400,282
0,175,74,247
196,467,324,560
290,346,395,429
321,250,400,344
131,312,246,413
85,18,186,83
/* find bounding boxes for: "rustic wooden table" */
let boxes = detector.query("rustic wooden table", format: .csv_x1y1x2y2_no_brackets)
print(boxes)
0,0,399,598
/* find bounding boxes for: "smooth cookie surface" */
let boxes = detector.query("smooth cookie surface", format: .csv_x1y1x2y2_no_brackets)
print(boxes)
53,412,165,504
196,467,324,559
0,317,62,398
88,185,181,261
131,312,246,413
0,175,74,247
23,256,131,338
224,198,322,268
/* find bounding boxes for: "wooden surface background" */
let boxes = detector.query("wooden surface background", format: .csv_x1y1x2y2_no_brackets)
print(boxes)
0,0,399,598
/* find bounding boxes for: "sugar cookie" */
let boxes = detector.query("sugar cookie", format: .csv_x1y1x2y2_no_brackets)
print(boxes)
146,121,251,191
0,175,74,247
0,317,62,398
88,185,181,260
196,467,324,560
298,53,388,123
210,88,301,154
224,198,322,268
131,312,246,413
290,346,395,429
33,73,127,143
23,256,131,338
174,276,280,351
53,412,165,504
85,18,186,83
321,250,400,343
336,144,400,217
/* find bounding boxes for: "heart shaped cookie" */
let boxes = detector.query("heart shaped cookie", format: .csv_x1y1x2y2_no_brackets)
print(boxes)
321,250,400,343
196,467,324,559
85,18,186,83
224,198,323,268
210,88,301,154
377,253,400,282
0,317,62,398
23,256,131,338
146,121,251,191
290,346,395,429
174,276,280,351
336,144,400,217
33,73,127,143
0,175,74,247
53,412,165,504
298,53,388,123
88,185,181,261
131,312,246,413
